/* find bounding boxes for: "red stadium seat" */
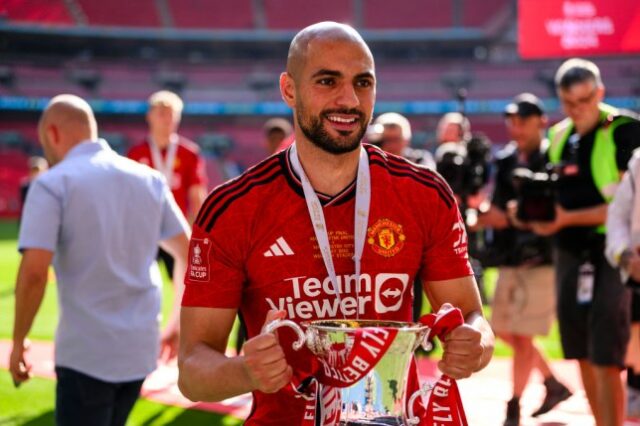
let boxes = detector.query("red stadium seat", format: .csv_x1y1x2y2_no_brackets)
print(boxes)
461,0,509,27
76,0,160,27
1,0,74,25
363,0,452,29
168,0,254,29
263,0,353,30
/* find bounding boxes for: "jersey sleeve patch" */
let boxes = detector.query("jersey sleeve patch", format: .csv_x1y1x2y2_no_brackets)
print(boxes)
187,237,212,282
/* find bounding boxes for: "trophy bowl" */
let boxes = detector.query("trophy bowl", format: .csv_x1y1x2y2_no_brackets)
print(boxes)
266,319,434,425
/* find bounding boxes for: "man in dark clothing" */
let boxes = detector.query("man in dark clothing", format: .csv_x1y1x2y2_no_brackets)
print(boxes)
478,93,571,425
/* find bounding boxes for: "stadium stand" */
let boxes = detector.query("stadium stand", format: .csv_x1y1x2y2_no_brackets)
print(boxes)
0,0,75,25
1,0,639,219
75,0,161,27
168,0,254,29
363,0,452,29
0,0,511,30
263,0,353,30
461,0,510,27
4,56,639,107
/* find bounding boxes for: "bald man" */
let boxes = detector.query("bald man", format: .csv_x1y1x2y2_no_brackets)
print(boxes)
10,95,190,426
436,112,471,145
178,22,493,425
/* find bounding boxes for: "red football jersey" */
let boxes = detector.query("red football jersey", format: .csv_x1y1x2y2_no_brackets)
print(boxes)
127,136,207,216
183,144,473,425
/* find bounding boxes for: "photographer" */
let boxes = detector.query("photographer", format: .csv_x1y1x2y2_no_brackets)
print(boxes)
477,94,570,426
530,58,640,426
434,116,491,303
436,112,471,145
369,112,435,169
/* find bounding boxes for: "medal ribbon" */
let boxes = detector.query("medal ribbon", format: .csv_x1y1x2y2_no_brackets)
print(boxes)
289,142,370,320
149,134,179,186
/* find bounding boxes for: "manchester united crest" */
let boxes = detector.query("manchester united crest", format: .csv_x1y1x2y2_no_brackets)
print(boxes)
367,218,405,257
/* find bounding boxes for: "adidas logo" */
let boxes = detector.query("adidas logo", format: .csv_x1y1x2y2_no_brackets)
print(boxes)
264,237,295,257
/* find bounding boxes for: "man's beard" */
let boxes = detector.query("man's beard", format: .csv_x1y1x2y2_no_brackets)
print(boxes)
297,106,368,155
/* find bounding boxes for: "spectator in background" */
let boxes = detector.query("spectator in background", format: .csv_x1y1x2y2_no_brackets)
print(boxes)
19,156,48,212
436,111,471,145
530,58,640,426
263,117,292,155
9,94,190,426
369,112,435,169
128,90,207,278
477,94,571,425
605,148,640,419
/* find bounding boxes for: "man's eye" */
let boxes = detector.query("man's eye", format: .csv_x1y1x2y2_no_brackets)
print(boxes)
317,78,334,86
357,79,373,88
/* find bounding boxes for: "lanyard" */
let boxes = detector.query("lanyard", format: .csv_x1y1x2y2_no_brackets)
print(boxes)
289,143,371,319
149,134,179,186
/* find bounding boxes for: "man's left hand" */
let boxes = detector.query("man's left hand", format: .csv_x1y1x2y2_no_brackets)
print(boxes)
530,204,568,236
437,324,484,379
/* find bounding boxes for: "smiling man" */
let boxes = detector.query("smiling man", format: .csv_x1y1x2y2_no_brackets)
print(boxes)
177,22,494,425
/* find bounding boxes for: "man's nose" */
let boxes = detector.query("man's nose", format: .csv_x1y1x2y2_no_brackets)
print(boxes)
335,83,360,109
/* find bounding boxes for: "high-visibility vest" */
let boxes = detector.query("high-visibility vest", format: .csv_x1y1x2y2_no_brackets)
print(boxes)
547,103,634,233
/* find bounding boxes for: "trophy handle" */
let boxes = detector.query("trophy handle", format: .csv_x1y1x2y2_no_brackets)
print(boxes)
421,328,434,352
407,381,434,425
264,319,305,351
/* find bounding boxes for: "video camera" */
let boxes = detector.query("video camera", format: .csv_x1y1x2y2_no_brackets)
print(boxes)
435,133,491,198
511,166,557,222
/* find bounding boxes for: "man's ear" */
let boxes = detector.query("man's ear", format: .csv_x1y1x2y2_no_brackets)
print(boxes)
596,85,606,103
280,72,296,108
540,115,549,128
46,124,60,146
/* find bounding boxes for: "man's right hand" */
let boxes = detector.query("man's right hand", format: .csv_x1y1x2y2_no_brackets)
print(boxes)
241,310,293,394
9,339,32,387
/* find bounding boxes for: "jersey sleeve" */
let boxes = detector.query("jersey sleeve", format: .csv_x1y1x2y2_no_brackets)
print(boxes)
18,178,62,253
419,193,473,282
182,221,245,309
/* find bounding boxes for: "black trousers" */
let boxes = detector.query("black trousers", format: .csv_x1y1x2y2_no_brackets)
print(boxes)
55,366,144,426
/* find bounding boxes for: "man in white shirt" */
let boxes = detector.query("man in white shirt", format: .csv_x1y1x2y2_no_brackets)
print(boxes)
10,94,190,426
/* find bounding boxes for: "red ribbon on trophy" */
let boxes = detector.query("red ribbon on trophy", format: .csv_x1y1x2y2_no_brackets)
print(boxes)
283,306,469,426
292,326,400,425
416,307,469,426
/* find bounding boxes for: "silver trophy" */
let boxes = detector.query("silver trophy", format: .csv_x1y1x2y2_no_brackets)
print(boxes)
266,319,435,425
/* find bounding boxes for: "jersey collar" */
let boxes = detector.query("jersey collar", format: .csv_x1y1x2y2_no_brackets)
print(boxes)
281,144,359,207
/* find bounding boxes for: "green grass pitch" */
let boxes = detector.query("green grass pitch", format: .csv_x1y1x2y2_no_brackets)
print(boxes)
0,219,563,424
